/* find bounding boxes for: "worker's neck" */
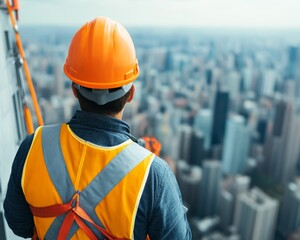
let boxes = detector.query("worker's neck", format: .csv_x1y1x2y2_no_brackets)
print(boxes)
111,111,123,120
92,111,123,120
81,109,124,120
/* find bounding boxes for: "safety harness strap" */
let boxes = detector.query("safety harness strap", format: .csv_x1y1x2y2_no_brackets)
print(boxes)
30,191,127,240
30,201,71,218
58,211,75,240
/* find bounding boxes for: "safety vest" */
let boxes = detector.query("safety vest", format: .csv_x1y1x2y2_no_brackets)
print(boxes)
21,124,154,239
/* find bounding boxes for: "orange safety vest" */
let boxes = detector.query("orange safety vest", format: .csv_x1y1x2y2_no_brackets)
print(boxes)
21,124,154,239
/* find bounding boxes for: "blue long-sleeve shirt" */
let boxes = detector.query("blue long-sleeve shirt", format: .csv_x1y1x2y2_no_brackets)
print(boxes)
4,110,191,239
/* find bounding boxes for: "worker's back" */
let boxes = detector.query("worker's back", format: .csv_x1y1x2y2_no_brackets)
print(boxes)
4,16,192,240
23,123,153,239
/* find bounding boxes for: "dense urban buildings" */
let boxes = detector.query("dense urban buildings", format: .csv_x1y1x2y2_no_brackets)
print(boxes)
21,26,300,239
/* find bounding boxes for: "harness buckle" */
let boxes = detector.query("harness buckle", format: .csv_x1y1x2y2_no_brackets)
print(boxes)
71,190,81,210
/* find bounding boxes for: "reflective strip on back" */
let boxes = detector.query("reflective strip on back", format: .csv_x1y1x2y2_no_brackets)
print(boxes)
41,124,152,239
42,124,75,202
41,124,77,239
67,142,152,238
80,142,152,224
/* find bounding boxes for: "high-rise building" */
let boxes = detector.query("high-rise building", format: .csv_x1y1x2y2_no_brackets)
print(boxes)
262,69,277,97
194,109,212,150
177,124,193,163
211,91,229,146
0,3,28,239
153,108,172,155
287,46,299,80
206,69,213,85
278,182,300,238
198,160,221,218
176,160,201,215
188,131,205,166
222,115,251,174
264,101,300,184
256,118,267,144
202,231,239,240
219,191,234,231
242,66,254,93
220,175,250,231
235,188,279,240
55,64,64,97
272,100,287,137
190,216,220,239
227,70,241,100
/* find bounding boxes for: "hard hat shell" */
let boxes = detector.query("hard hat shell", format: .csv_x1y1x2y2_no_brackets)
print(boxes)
64,16,139,89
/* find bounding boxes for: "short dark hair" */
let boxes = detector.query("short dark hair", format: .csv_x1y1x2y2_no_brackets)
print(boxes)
76,87,131,115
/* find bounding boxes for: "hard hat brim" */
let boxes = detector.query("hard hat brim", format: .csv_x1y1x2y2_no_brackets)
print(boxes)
73,83,133,105
64,64,139,89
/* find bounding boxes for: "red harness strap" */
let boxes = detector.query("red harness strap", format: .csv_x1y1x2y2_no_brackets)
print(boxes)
30,192,128,240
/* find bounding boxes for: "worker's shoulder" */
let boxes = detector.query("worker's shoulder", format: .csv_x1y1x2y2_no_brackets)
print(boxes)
18,133,34,154
146,155,173,187
150,156,170,173
134,141,170,174
131,140,168,172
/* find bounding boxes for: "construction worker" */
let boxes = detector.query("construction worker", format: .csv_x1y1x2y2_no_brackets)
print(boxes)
4,17,191,239
140,136,162,156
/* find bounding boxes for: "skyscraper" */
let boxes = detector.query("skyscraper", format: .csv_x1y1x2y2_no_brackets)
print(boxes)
235,188,279,240
188,131,205,166
272,100,286,137
219,191,234,231
222,115,251,174
262,69,276,97
278,182,300,238
211,91,229,146
176,160,202,215
256,118,267,144
0,4,28,239
194,109,212,150
153,107,172,155
177,124,193,163
206,69,213,85
220,175,250,231
287,46,299,80
264,101,300,184
227,70,241,100
198,160,221,218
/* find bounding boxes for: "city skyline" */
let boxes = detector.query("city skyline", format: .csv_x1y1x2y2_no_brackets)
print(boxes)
19,0,300,29
2,2,300,237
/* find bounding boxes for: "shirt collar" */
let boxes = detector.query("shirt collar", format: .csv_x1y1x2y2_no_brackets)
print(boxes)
68,110,131,135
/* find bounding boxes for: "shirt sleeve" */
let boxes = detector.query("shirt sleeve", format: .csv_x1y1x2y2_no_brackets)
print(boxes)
4,134,34,238
147,158,192,240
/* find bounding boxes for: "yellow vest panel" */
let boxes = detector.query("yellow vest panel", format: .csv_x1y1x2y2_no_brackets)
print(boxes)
22,124,154,239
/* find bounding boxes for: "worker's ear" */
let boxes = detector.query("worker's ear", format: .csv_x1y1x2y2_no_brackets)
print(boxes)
127,85,135,103
71,83,78,98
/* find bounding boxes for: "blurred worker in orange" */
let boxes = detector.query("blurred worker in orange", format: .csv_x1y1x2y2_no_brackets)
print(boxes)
4,16,191,239
140,136,162,156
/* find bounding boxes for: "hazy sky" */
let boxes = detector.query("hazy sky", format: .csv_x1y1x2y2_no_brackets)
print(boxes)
19,0,300,29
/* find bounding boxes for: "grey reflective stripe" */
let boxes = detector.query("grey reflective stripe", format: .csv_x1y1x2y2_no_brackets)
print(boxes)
80,142,152,226
42,125,95,239
42,125,75,202
67,142,153,238
44,214,78,239
42,124,105,239
41,124,152,239
41,124,77,239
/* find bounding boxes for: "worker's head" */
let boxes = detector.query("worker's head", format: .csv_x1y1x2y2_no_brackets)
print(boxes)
63,16,139,116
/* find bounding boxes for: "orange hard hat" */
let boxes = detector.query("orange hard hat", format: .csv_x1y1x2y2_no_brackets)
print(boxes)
64,16,139,89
